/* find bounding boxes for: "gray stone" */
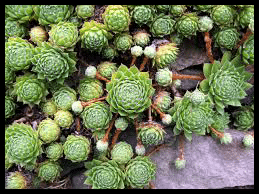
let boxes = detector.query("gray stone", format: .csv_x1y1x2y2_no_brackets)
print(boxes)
150,129,254,189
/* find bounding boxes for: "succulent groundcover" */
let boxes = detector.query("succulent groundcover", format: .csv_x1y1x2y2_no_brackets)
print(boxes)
5,5,253,189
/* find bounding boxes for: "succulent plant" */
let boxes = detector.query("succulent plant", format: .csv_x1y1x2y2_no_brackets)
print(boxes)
31,42,77,84
5,66,16,86
114,117,129,131
5,96,16,119
169,5,186,17
41,100,57,116
248,18,254,33
12,73,48,106
152,42,179,69
106,64,155,119
78,77,104,102
85,65,97,78
220,133,232,145
111,141,134,165
213,27,240,50
150,14,175,37
243,134,254,148
5,5,34,23
135,144,146,156
101,45,118,60
29,26,48,45
131,5,156,26
38,118,61,144
138,122,165,145
125,156,156,188
80,101,112,131
5,37,34,71
169,90,214,141
240,34,254,65
194,5,214,12
49,22,79,49
76,5,95,19
102,5,130,33
132,30,151,47
155,5,170,13
144,45,156,59
114,33,133,52
54,110,74,128
209,111,230,136
5,19,27,40
238,6,254,28
6,171,28,189
33,5,73,25
174,157,186,170
37,160,62,182
53,85,77,110
199,51,253,115
175,13,199,38
153,90,172,112
80,20,112,52
198,16,214,32
63,134,91,162
5,123,42,170
97,61,118,79
131,45,143,58
45,142,63,161
210,5,235,27
233,106,254,131
84,159,125,189
72,101,84,114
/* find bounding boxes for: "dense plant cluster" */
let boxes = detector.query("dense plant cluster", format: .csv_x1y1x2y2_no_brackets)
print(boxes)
5,5,254,189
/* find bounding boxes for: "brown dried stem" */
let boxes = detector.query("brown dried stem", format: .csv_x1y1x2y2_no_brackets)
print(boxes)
204,31,214,64
75,117,81,132
130,56,137,66
81,96,107,107
151,103,166,120
139,56,149,71
110,128,122,149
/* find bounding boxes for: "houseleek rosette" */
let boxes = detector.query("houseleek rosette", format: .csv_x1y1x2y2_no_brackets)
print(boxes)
6,171,28,189
114,33,133,52
233,106,254,131
210,5,235,27
5,37,34,71
97,61,118,79
169,90,214,141
5,19,27,39
63,135,91,162
125,156,156,188
131,5,156,26
33,5,73,25
238,6,254,28
31,42,77,84
5,123,42,170
102,5,130,33
152,43,179,69
80,20,112,53
111,141,133,165
240,34,254,65
49,22,79,49
150,14,175,37
12,73,48,106
84,159,125,189
175,13,199,38
137,122,165,145
106,64,155,119
78,77,104,102
53,86,77,110
54,110,73,128
199,51,253,115
80,102,112,131
5,96,16,119
45,142,63,161
37,160,62,182
5,5,34,23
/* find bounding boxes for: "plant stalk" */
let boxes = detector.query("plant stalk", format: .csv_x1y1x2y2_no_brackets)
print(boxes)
204,31,214,64
139,56,149,71
81,96,107,107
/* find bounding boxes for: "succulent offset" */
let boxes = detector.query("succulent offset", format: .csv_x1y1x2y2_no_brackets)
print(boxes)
37,160,62,182
150,14,175,37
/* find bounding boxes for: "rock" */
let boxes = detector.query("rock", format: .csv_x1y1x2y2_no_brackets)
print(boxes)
150,128,254,189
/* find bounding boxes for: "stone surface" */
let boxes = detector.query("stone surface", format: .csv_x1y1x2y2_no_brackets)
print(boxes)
150,128,254,189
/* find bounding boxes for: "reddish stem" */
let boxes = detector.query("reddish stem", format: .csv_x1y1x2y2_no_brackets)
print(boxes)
139,56,149,71
81,96,107,107
178,133,185,160
102,113,118,143
209,126,224,139
235,28,253,49
96,71,110,83
130,56,137,66
151,103,166,120
110,128,122,149
75,117,81,132
204,32,214,64
171,73,205,81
